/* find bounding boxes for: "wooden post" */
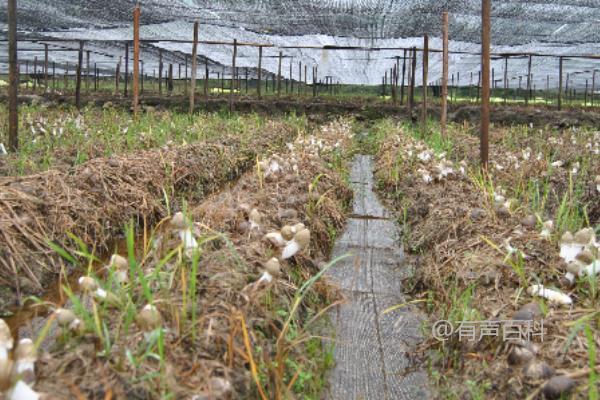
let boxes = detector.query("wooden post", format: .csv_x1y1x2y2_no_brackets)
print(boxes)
33,57,37,91
7,0,18,151
257,46,263,99
289,58,293,94
408,47,417,116
230,39,237,112
503,56,508,104
93,63,97,91
158,49,163,94
168,64,173,94
304,64,307,94
44,44,49,92
124,42,129,97
585,79,588,107
481,0,491,169
189,20,199,114
395,56,400,102
184,55,188,93
592,70,596,107
133,2,140,114
85,50,90,93
75,41,84,109
313,66,318,97
400,49,407,105
558,56,563,111
298,61,302,94
115,60,121,95
526,54,532,105
141,61,144,94
383,71,387,97
421,34,429,133
277,51,282,97
204,58,209,100
441,11,449,138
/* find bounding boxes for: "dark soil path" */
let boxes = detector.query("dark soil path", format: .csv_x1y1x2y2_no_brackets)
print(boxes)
324,155,430,399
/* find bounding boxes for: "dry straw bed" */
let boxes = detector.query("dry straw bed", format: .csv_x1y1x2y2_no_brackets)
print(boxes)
0,121,297,310
0,119,353,399
375,124,599,399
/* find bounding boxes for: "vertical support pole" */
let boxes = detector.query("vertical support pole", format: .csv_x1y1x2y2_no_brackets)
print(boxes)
304,64,307,94
257,46,263,99
44,44,49,92
75,41,84,109
441,11,449,138
184,55,188,93
277,51,282,97
289,58,293,94
115,59,121,95
124,42,129,97
93,63,97,91
189,20,199,114
526,54,532,105
558,56,563,111
585,79,588,107
298,61,302,95
85,50,90,93
313,66,318,97
409,47,417,117
53,61,56,91
481,0,491,169
400,49,407,105
230,39,237,112
503,56,508,105
141,61,145,94
33,57,37,91
133,2,140,114
7,0,18,151
592,70,596,107
168,64,173,94
158,49,163,94
383,71,387,97
204,58,209,101
546,75,549,105
422,34,429,133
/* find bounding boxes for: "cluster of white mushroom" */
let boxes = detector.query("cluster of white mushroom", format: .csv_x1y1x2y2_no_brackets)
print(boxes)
527,227,599,306
0,320,39,400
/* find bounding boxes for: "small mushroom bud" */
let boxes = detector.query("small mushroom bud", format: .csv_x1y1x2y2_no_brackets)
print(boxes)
576,250,595,266
265,258,282,278
109,254,128,270
169,212,187,230
292,223,306,233
54,308,76,328
0,319,14,353
295,229,311,249
574,228,594,245
513,302,543,321
136,304,162,332
78,276,98,292
12,338,36,384
542,375,576,399
69,318,85,335
521,214,537,227
523,360,555,380
281,225,295,241
507,345,536,366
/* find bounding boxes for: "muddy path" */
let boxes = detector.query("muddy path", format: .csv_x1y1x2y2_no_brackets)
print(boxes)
324,155,430,399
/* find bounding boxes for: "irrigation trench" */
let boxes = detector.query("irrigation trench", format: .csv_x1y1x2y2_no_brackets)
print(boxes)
325,155,430,399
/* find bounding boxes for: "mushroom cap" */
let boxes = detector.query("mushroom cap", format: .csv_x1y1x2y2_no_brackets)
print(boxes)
264,258,281,277
169,212,187,230
513,302,543,321
542,220,554,230
14,338,36,362
576,250,595,265
280,225,294,241
574,228,594,245
249,209,262,224
521,215,537,228
560,231,574,244
507,345,535,366
78,276,98,292
523,360,555,380
54,308,76,327
0,319,13,350
294,229,311,249
136,304,162,332
292,223,306,233
109,254,128,270
542,375,576,400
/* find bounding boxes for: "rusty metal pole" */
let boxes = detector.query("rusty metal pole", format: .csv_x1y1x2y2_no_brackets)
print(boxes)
44,44,49,92
526,54,532,105
400,49,407,105
7,0,18,151
75,41,84,109
441,11,449,138
421,34,429,134
230,39,237,112
408,47,417,117
257,46,263,99
558,56,563,111
133,2,140,114
124,42,129,97
189,20,199,114
481,0,491,169
277,51,282,97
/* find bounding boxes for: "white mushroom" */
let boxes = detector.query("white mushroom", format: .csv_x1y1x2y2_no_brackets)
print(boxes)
7,380,41,400
527,285,572,305
282,229,311,259
12,338,36,384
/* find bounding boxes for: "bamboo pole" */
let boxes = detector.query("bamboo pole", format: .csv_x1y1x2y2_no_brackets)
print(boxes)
481,0,491,169
189,20,199,114
133,2,140,114
230,39,237,112
75,41,84,109
7,0,18,151
441,11,449,138
421,34,429,134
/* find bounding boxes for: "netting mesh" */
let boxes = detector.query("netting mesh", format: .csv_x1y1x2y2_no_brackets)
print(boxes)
0,0,599,88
